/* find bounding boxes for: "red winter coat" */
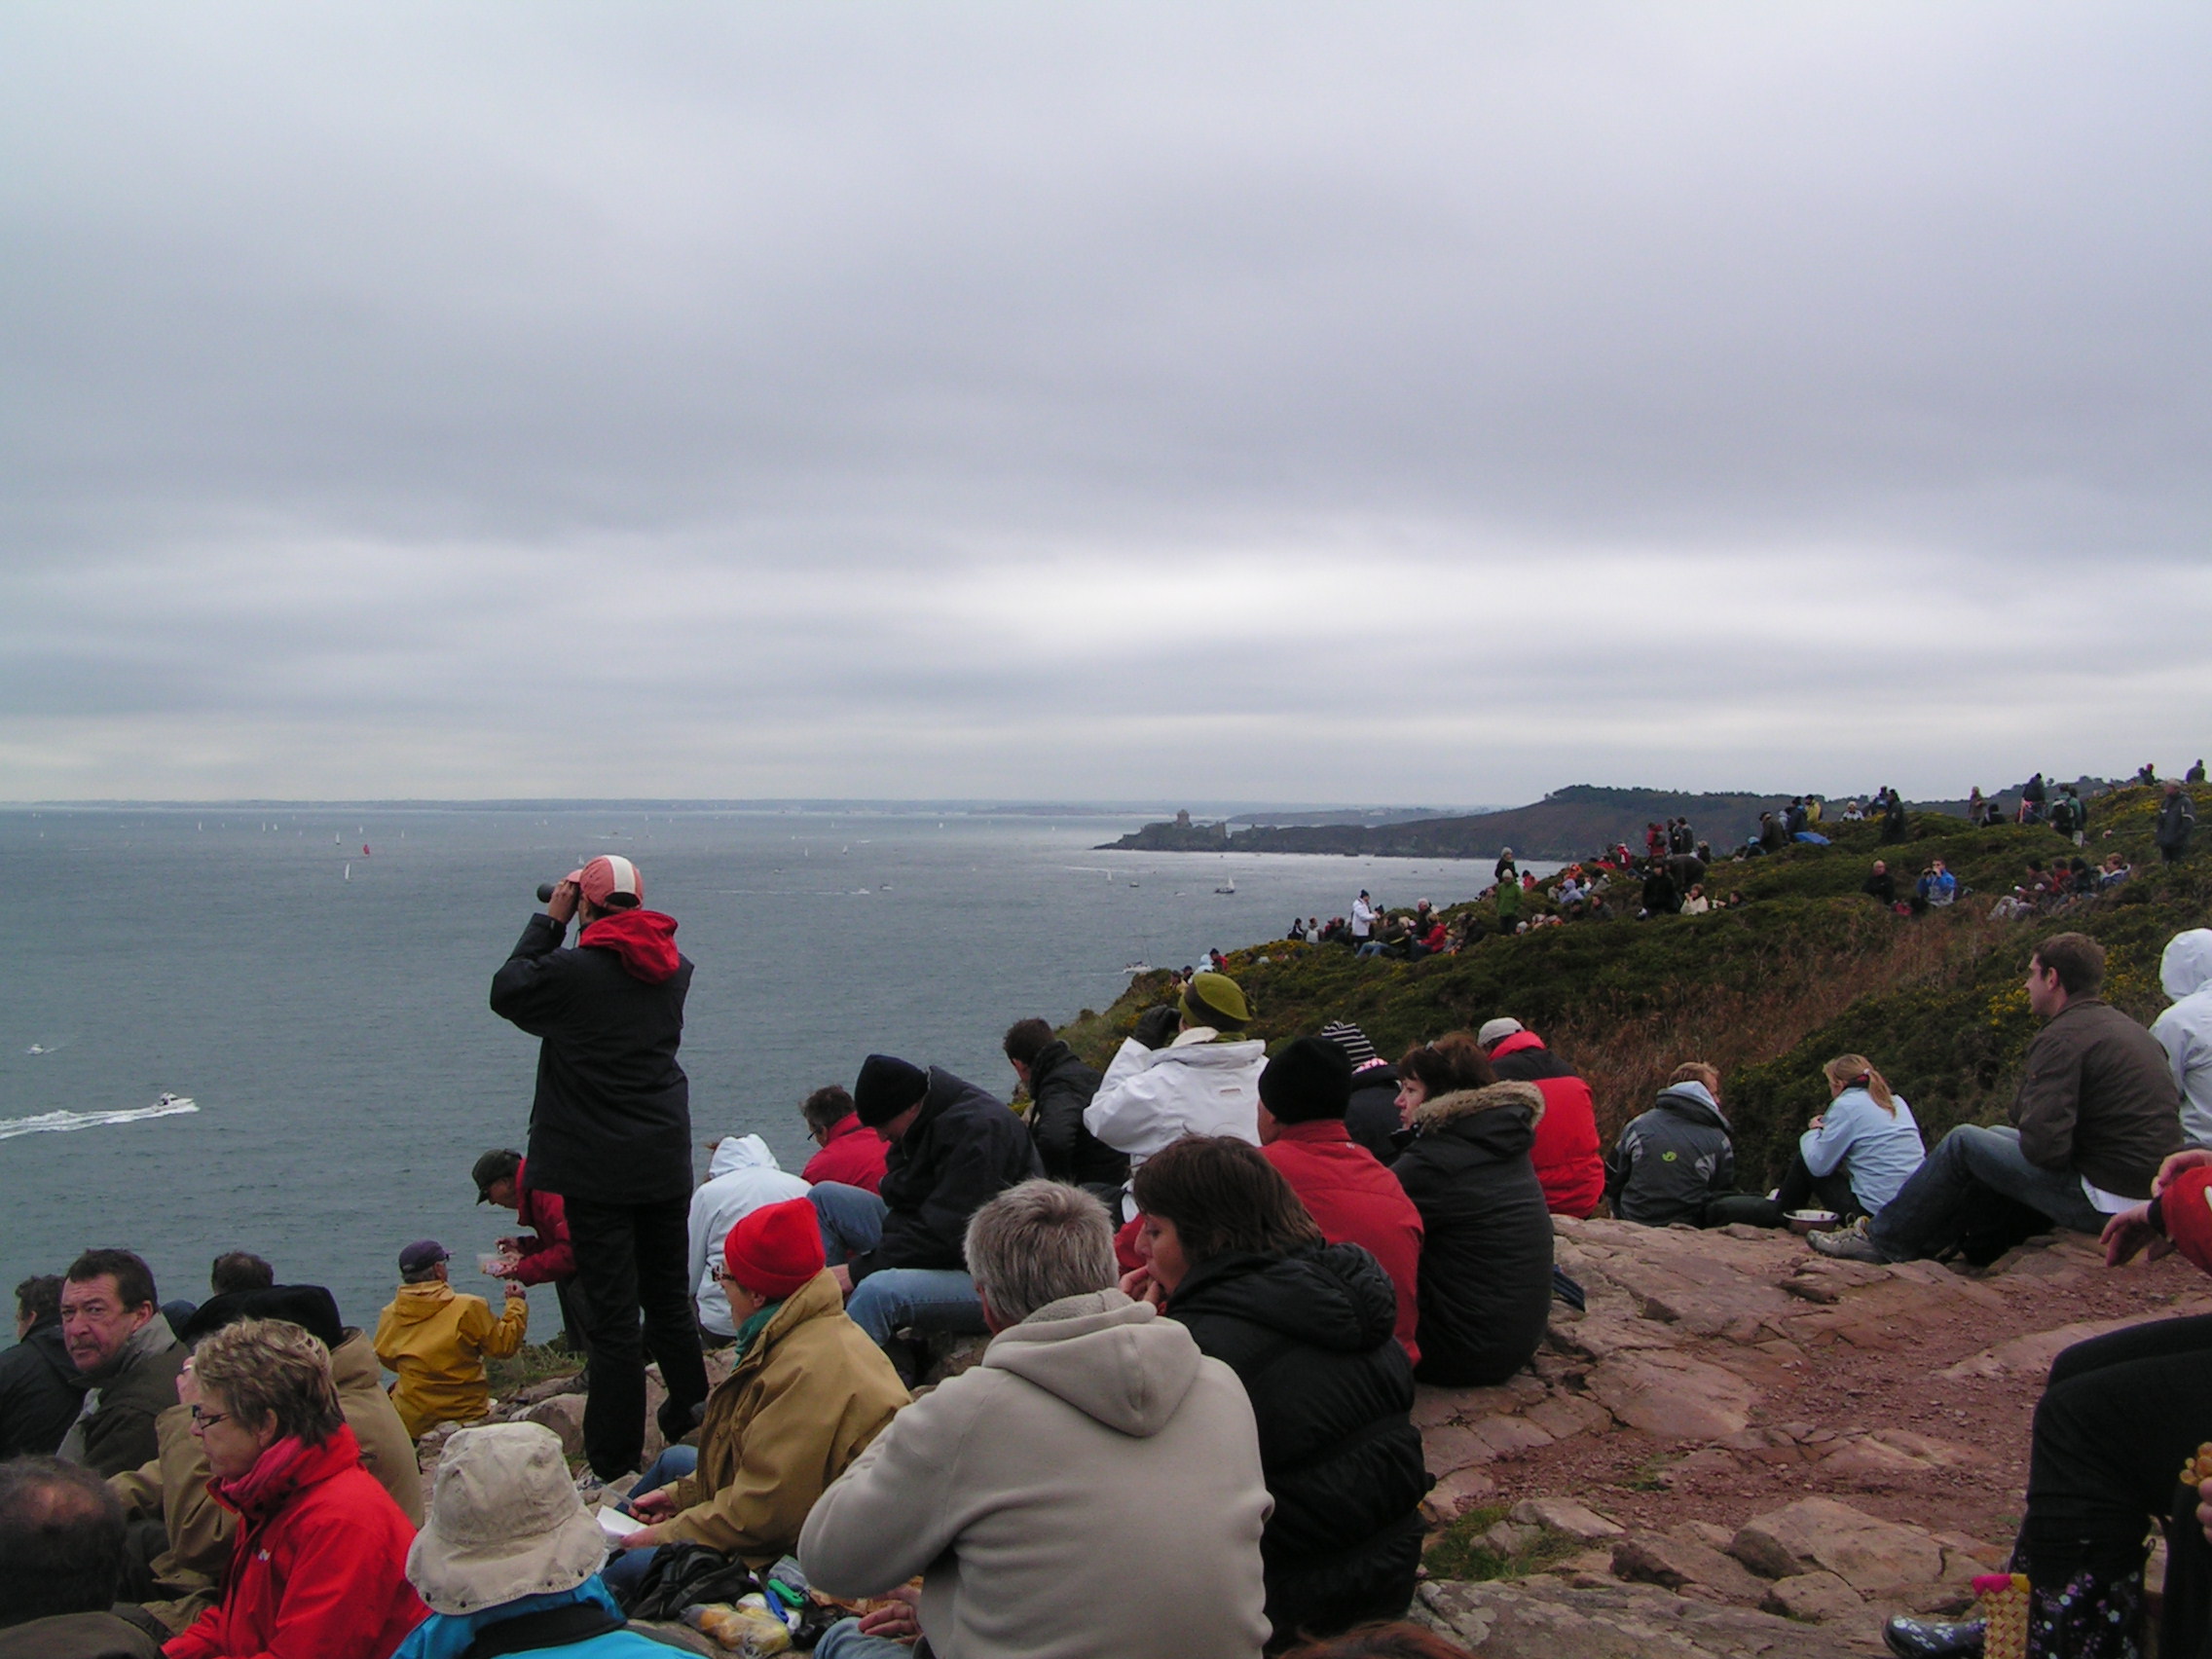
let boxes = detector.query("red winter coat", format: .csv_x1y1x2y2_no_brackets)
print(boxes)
2161,1165,2212,1272
508,1158,576,1286
1486,1032,1605,1219
801,1114,888,1194
1261,1121,1424,1366
164,1425,425,1659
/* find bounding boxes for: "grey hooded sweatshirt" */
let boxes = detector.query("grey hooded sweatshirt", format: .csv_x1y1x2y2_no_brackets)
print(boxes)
800,1289,1272,1659
1604,1081,1737,1226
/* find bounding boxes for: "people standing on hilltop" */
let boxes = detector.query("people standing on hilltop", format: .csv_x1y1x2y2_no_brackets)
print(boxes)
2154,930,2212,1148
1004,1015,1127,1208
1816,933,2183,1266
1476,1019,1605,1219
1493,868,1524,934
2191,759,2207,784
806,1054,1040,1369
799,1085,889,1194
1493,848,1518,885
2157,781,2195,864
1349,890,1377,948
1882,789,1910,843
1776,1056,1926,1223
374,1240,528,1439
2021,772,2049,825
489,853,708,1480
1253,1038,1424,1367
1604,1064,1736,1227
1391,1035,1555,1386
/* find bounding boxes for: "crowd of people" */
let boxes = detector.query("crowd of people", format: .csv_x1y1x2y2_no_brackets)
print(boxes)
5,808,2211,1659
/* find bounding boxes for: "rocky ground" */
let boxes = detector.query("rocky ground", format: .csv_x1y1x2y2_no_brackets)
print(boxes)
1408,1215,2208,1655
428,1217,2204,1657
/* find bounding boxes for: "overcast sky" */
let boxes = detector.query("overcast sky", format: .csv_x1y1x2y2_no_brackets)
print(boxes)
4,4,2207,805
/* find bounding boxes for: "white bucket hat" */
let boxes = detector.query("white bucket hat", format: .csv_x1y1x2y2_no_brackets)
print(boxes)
406,1422,610,1615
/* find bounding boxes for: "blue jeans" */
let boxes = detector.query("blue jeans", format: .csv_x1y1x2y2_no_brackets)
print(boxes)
600,1445,701,1599
808,1184,986,1347
1868,1124,2108,1263
1354,940,1385,958
816,1618,913,1659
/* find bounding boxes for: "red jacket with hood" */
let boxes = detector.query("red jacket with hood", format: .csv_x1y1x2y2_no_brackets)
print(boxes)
165,1424,425,1659
1486,1031,1605,1219
508,1157,575,1286
1261,1120,1424,1366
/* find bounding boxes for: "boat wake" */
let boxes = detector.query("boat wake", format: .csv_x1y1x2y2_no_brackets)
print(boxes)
0,1094,199,1142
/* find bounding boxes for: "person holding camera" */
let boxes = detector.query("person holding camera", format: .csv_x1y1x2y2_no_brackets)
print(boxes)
490,854,709,1482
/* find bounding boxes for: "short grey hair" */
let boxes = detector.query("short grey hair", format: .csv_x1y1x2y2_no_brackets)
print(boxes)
964,1179,1118,1325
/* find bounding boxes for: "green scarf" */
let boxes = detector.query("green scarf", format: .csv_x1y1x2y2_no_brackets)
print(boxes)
735,1299,785,1359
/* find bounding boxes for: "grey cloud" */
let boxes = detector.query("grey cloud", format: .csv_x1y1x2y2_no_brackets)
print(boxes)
2,3,2209,802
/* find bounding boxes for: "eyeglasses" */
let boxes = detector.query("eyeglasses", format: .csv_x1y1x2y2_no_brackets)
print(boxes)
188,1407,230,1431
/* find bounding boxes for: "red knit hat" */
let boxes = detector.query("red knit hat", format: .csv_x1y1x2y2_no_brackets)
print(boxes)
722,1198,826,1300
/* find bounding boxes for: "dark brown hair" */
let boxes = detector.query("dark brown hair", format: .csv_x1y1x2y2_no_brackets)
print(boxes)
210,1251,275,1296
1002,1017,1055,1068
2032,932,2106,997
1130,1136,1322,1265
15,1274,62,1326
64,1249,156,1313
1396,1032,1494,1096
800,1085,857,1134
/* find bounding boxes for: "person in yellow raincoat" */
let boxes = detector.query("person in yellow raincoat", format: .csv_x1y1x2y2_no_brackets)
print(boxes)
373,1239,528,1438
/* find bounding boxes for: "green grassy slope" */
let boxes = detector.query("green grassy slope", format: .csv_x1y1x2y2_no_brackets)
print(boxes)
1062,785,2209,1191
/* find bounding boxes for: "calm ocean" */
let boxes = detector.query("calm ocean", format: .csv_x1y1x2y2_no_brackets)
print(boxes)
3,805,1530,1333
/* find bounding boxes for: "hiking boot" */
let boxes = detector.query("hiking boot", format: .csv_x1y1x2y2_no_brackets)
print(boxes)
1810,1216,1885,1262
1884,1614,1984,1659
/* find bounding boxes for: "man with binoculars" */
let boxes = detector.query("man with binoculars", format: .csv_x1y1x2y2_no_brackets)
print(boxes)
491,853,709,1481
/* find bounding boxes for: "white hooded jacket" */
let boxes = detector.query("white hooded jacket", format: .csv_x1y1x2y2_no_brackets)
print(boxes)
2156,930,2212,1147
1084,1028,1267,1168
687,1134,811,1336
799,1289,1271,1659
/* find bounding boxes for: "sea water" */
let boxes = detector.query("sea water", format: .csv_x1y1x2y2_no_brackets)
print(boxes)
2,805,1537,1332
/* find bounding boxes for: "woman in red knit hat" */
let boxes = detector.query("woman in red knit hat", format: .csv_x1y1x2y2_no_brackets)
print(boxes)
604,1198,910,1595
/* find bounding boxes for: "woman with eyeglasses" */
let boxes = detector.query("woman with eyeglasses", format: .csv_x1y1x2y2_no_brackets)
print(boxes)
165,1318,425,1659
604,1197,910,1595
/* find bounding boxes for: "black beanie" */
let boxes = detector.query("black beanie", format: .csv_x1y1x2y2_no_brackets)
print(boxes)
179,1283,347,1351
1259,1036,1353,1124
854,1053,929,1126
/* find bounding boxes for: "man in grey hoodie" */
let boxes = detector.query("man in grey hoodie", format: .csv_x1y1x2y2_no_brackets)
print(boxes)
800,1180,1272,1659
1604,1063,1736,1226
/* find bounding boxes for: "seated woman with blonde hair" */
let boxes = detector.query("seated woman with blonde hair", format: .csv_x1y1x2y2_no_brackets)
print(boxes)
1776,1054,1926,1222
164,1318,425,1659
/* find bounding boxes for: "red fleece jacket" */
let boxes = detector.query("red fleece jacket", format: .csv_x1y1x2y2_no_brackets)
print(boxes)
1261,1120,1424,1366
578,908,682,982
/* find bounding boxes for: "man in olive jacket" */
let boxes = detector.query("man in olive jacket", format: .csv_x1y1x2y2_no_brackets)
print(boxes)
55,1252,184,1481
1825,934,2184,1264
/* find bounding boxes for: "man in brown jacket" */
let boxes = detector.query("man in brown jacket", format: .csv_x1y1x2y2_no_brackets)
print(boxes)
55,1251,185,1481
1819,933,2185,1264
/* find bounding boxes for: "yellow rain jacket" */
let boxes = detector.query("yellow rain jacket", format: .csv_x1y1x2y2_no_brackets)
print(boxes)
373,1279,527,1438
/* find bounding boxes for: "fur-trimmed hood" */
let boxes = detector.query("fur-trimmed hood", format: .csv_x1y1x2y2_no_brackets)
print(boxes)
1413,1080,1545,1134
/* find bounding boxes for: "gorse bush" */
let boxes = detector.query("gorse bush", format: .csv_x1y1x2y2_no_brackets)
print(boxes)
1064,785,2211,1194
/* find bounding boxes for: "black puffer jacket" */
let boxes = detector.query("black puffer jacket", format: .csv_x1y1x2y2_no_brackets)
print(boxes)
1023,1040,1127,1193
856,1068,1042,1281
1345,1064,1402,1163
490,912,695,1204
0,1313,85,1459
1389,1083,1555,1386
1166,1243,1428,1647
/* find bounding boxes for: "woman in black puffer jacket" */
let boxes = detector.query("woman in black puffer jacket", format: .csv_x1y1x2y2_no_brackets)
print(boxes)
1392,1034,1555,1386
1129,1135,1429,1652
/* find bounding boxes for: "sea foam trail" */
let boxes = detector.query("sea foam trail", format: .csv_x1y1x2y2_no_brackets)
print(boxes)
0,1097,199,1141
